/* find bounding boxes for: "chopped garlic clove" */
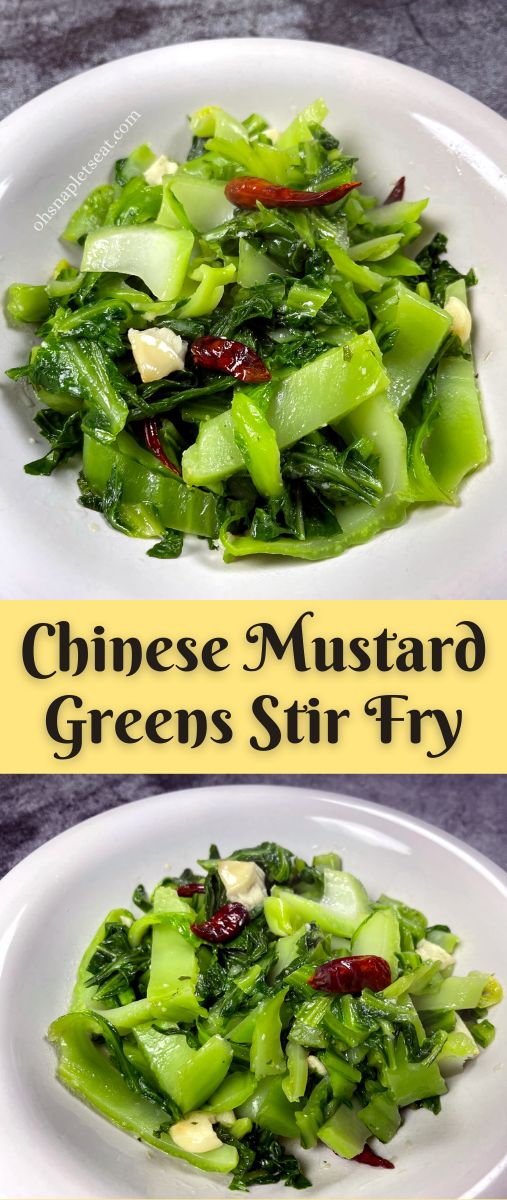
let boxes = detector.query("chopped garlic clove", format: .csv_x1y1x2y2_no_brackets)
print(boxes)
307,1055,327,1076
170,1111,222,1153
144,155,178,185
215,1110,236,1126
417,938,455,969
444,296,472,345
128,326,187,383
218,859,267,912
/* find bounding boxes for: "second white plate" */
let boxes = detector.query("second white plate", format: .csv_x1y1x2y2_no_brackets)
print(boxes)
0,783,505,1198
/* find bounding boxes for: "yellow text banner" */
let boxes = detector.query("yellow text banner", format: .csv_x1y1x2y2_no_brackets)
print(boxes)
0,601,505,772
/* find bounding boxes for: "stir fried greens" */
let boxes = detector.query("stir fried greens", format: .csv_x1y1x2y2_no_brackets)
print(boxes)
49,841,502,1190
7,101,487,562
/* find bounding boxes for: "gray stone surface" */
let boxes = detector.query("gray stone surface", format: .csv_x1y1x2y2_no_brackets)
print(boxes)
1,0,506,122
0,774,505,878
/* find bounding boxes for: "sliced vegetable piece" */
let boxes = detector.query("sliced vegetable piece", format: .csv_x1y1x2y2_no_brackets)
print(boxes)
81,226,194,301
424,282,487,497
250,990,288,1077
183,333,388,490
62,185,115,243
324,241,385,292
349,233,403,262
238,1076,300,1137
203,1071,257,1112
222,389,408,561
415,973,500,1012
437,1015,480,1076
147,886,201,1018
359,1091,401,1142
372,282,451,412
48,1013,238,1174
361,197,428,231
134,1027,233,1112
82,431,219,540
282,1042,309,1101
380,1053,447,1107
237,240,286,287
6,283,51,323
351,909,401,978
179,264,236,318
269,883,368,939
277,99,329,148
321,868,370,923
264,896,306,938
169,175,234,232
231,384,282,498
318,1105,368,1158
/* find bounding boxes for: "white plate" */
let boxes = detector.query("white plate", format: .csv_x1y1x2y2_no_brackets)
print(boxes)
0,783,505,1199
1,39,507,599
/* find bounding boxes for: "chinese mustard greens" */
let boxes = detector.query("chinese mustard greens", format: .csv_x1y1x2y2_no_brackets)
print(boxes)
48,840,502,1190
7,101,487,563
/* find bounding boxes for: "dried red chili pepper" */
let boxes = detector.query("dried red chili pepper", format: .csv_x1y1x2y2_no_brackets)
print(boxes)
144,417,181,476
224,176,361,209
177,882,205,897
191,336,271,383
354,1146,394,1169
384,176,405,204
191,901,250,943
308,955,391,994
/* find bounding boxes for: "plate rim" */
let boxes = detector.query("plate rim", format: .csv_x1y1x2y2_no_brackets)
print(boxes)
1,37,507,147
1,780,506,901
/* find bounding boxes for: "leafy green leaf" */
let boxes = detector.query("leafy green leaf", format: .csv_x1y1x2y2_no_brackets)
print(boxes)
86,921,151,1001
146,528,184,558
62,185,115,243
24,410,82,476
220,1126,310,1191
282,435,383,506
415,233,477,307
132,884,153,913
40,300,132,356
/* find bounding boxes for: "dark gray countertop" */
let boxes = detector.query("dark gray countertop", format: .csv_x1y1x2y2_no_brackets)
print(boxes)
1,0,506,122
1,774,506,879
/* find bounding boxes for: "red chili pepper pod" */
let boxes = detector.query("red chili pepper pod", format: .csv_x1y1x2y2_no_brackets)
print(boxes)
224,176,361,209
144,417,181,475
308,954,391,994
191,336,271,383
354,1146,394,1169
191,901,250,943
177,882,205,897
384,176,405,204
